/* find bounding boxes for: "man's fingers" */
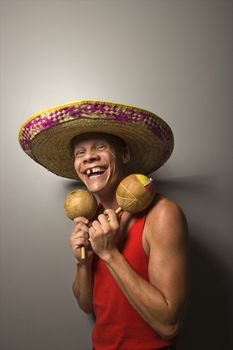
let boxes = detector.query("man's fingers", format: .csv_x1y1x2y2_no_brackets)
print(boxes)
73,217,89,225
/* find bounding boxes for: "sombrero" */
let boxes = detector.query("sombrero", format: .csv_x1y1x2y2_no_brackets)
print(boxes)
18,100,174,181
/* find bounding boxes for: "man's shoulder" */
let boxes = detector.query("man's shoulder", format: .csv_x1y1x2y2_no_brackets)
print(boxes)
148,194,184,218
144,194,188,243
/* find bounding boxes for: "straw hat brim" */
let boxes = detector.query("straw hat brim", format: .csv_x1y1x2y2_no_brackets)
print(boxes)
19,100,174,181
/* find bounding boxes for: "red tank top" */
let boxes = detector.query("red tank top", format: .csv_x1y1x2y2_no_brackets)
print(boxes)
92,213,177,350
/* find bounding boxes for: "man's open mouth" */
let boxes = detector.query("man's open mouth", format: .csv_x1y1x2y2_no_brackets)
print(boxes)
85,167,107,178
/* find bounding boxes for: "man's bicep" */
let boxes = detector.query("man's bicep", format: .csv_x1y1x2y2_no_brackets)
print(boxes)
147,202,189,313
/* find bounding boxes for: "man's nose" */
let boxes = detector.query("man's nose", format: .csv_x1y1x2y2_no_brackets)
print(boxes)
83,150,100,163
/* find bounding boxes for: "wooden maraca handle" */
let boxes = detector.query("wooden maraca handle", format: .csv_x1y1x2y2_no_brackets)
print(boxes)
80,246,86,260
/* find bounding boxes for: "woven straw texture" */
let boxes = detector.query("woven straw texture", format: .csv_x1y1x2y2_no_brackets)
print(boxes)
18,100,174,180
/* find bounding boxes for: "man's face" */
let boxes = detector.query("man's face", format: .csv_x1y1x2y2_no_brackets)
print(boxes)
73,133,129,195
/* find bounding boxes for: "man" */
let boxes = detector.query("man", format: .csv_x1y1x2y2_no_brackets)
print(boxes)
19,100,189,350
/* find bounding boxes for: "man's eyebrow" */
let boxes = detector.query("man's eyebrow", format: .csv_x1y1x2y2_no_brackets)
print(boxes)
75,145,85,148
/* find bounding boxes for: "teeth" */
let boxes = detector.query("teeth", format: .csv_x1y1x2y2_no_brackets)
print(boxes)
92,167,102,173
86,167,105,176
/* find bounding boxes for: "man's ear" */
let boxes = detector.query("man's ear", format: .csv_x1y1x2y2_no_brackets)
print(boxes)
122,146,130,164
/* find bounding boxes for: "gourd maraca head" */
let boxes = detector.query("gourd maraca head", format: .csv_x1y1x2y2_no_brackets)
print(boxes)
64,189,98,220
116,174,156,213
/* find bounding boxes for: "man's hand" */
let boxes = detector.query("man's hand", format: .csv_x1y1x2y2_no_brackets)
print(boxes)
88,209,120,260
70,217,94,263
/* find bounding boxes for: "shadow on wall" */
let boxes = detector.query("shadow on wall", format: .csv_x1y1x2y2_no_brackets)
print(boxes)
156,175,232,349
178,232,232,350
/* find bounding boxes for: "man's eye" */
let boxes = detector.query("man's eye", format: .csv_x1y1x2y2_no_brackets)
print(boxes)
75,150,85,158
96,144,106,150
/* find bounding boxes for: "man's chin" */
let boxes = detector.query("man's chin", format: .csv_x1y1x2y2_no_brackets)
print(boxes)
84,177,107,193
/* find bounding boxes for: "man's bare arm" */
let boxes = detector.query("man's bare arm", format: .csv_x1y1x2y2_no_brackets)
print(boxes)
70,217,94,313
72,259,94,313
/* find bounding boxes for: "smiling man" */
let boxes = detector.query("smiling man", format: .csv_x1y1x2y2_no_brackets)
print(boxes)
19,100,189,350
72,133,129,195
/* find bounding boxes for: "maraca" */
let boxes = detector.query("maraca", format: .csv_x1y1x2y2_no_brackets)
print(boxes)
115,173,156,214
64,189,98,259
64,174,156,260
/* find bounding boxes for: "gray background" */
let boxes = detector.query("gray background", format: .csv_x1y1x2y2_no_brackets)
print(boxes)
0,0,232,349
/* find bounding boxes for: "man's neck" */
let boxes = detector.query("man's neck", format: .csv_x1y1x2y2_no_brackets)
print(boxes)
98,193,118,211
